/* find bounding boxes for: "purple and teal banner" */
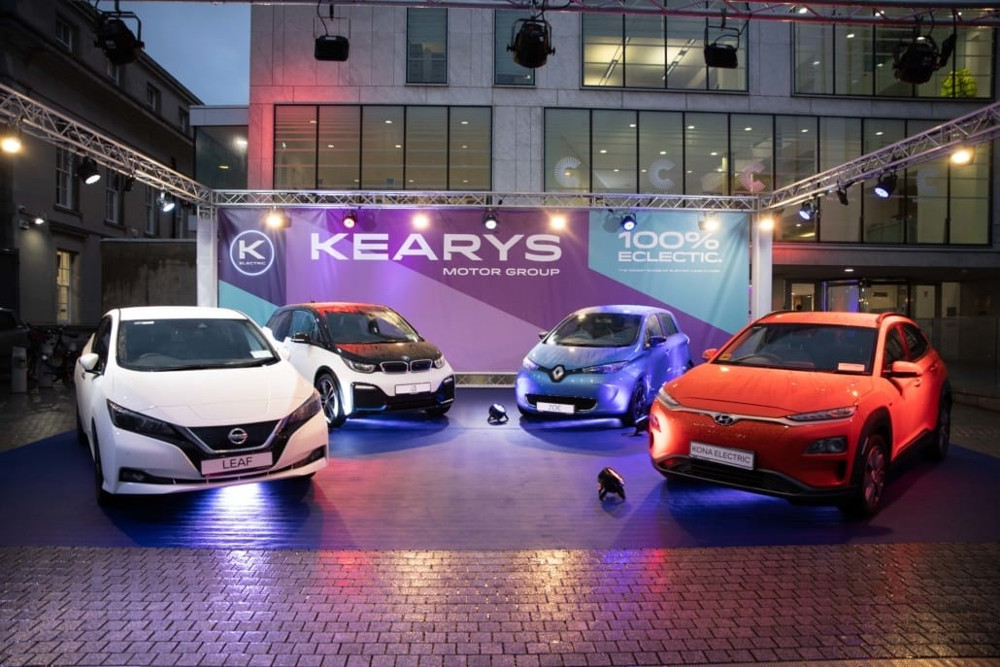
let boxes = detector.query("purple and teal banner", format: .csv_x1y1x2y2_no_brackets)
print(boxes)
218,208,749,372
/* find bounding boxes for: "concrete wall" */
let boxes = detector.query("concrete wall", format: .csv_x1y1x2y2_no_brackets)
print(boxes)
100,239,197,312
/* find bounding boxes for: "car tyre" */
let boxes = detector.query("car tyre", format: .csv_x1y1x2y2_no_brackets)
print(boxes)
316,372,346,429
839,432,888,518
623,379,647,426
425,405,451,418
91,429,114,507
927,396,951,462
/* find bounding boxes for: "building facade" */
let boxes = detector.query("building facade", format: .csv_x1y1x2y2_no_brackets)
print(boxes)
245,4,999,324
0,0,200,325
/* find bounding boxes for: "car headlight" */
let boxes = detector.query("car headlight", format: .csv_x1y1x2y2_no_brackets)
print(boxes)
345,358,376,373
580,361,629,374
281,392,323,432
656,386,680,408
522,357,539,371
433,356,447,369
787,406,856,422
107,400,179,439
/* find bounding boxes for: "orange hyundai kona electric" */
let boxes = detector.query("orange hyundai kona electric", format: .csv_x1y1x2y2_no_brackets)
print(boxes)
648,311,950,517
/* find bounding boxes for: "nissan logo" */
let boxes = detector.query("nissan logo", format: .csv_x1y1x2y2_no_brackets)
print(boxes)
714,414,736,426
228,428,249,445
551,365,566,382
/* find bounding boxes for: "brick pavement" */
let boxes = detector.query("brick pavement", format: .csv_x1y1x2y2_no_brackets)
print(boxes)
2,380,1000,666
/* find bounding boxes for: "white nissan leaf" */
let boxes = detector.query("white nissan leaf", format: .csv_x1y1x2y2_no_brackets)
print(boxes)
74,306,329,505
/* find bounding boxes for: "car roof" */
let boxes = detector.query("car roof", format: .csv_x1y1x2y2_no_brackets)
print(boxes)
284,302,391,314
757,311,897,328
571,305,670,317
116,306,248,322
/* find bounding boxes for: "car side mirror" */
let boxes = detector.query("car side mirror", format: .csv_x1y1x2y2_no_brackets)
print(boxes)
290,332,312,345
702,348,718,361
648,335,667,347
538,330,548,340
889,360,922,377
79,353,100,373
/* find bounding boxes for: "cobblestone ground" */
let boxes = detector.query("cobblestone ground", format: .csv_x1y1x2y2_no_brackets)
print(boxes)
2,544,999,667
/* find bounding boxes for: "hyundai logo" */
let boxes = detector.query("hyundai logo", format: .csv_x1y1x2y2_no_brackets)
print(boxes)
551,365,566,382
714,414,736,426
228,428,249,445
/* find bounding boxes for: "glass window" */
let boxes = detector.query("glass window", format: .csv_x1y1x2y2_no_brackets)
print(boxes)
55,148,76,210
794,24,832,94
730,115,772,196
55,249,76,324
274,106,318,189
362,106,404,189
624,13,665,88
582,14,624,87
146,84,161,113
178,108,189,134
665,14,710,90
317,106,360,189
835,25,873,95
407,8,447,84
55,17,75,51
195,126,248,189
906,120,947,244
684,113,727,195
545,109,590,192
104,170,123,225
818,117,862,242
862,119,905,243
495,10,534,86
450,107,491,190
593,110,637,193
406,107,448,189
106,60,121,85
144,186,158,236
949,140,989,244
638,111,682,194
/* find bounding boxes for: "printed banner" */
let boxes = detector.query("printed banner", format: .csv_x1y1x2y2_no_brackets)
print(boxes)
217,208,749,372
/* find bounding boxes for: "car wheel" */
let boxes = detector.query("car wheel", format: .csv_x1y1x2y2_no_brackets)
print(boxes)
927,396,951,461
315,372,346,429
425,405,451,418
623,380,647,426
839,433,888,518
91,430,114,507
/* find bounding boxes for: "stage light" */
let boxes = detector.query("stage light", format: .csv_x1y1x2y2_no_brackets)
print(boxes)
873,172,897,199
1,124,22,154
703,13,742,69
158,192,176,213
76,157,100,185
619,213,637,232
798,201,815,221
549,213,567,230
758,215,775,232
698,215,720,231
265,208,289,229
95,10,144,66
951,147,973,165
487,403,509,424
413,213,430,230
892,30,955,85
836,185,850,206
483,209,499,231
507,15,555,69
343,211,357,229
314,2,349,61
597,466,625,501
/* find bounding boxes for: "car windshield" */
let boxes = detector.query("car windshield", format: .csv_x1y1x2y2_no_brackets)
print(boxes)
324,310,420,344
547,313,641,348
117,318,279,371
716,323,876,373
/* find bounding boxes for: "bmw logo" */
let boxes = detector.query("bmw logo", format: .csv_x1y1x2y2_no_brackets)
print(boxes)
551,365,566,382
228,428,249,445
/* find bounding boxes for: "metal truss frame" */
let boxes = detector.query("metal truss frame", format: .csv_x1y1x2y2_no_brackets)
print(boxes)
0,82,213,205
762,100,1000,211
146,0,1000,28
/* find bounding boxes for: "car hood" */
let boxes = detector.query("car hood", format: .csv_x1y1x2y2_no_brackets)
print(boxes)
336,340,443,363
527,343,635,370
110,363,314,426
666,363,873,417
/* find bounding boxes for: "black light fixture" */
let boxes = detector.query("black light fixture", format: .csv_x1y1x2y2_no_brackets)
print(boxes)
342,210,357,229
95,6,144,66
487,403,508,424
314,1,349,61
483,209,499,231
836,184,850,206
158,192,176,213
873,172,897,199
1,123,23,154
597,467,625,501
703,11,742,69
619,212,637,232
76,157,101,185
507,14,555,69
798,200,815,221
892,20,956,85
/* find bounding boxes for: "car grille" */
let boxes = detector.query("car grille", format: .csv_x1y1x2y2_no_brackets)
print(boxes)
658,457,808,497
524,394,598,411
380,359,434,373
188,420,280,452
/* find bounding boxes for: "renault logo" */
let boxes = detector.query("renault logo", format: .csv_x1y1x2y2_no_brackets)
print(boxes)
714,414,736,426
228,428,249,445
551,365,566,382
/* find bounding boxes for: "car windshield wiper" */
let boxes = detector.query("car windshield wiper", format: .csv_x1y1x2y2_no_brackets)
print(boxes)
228,357,278,367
